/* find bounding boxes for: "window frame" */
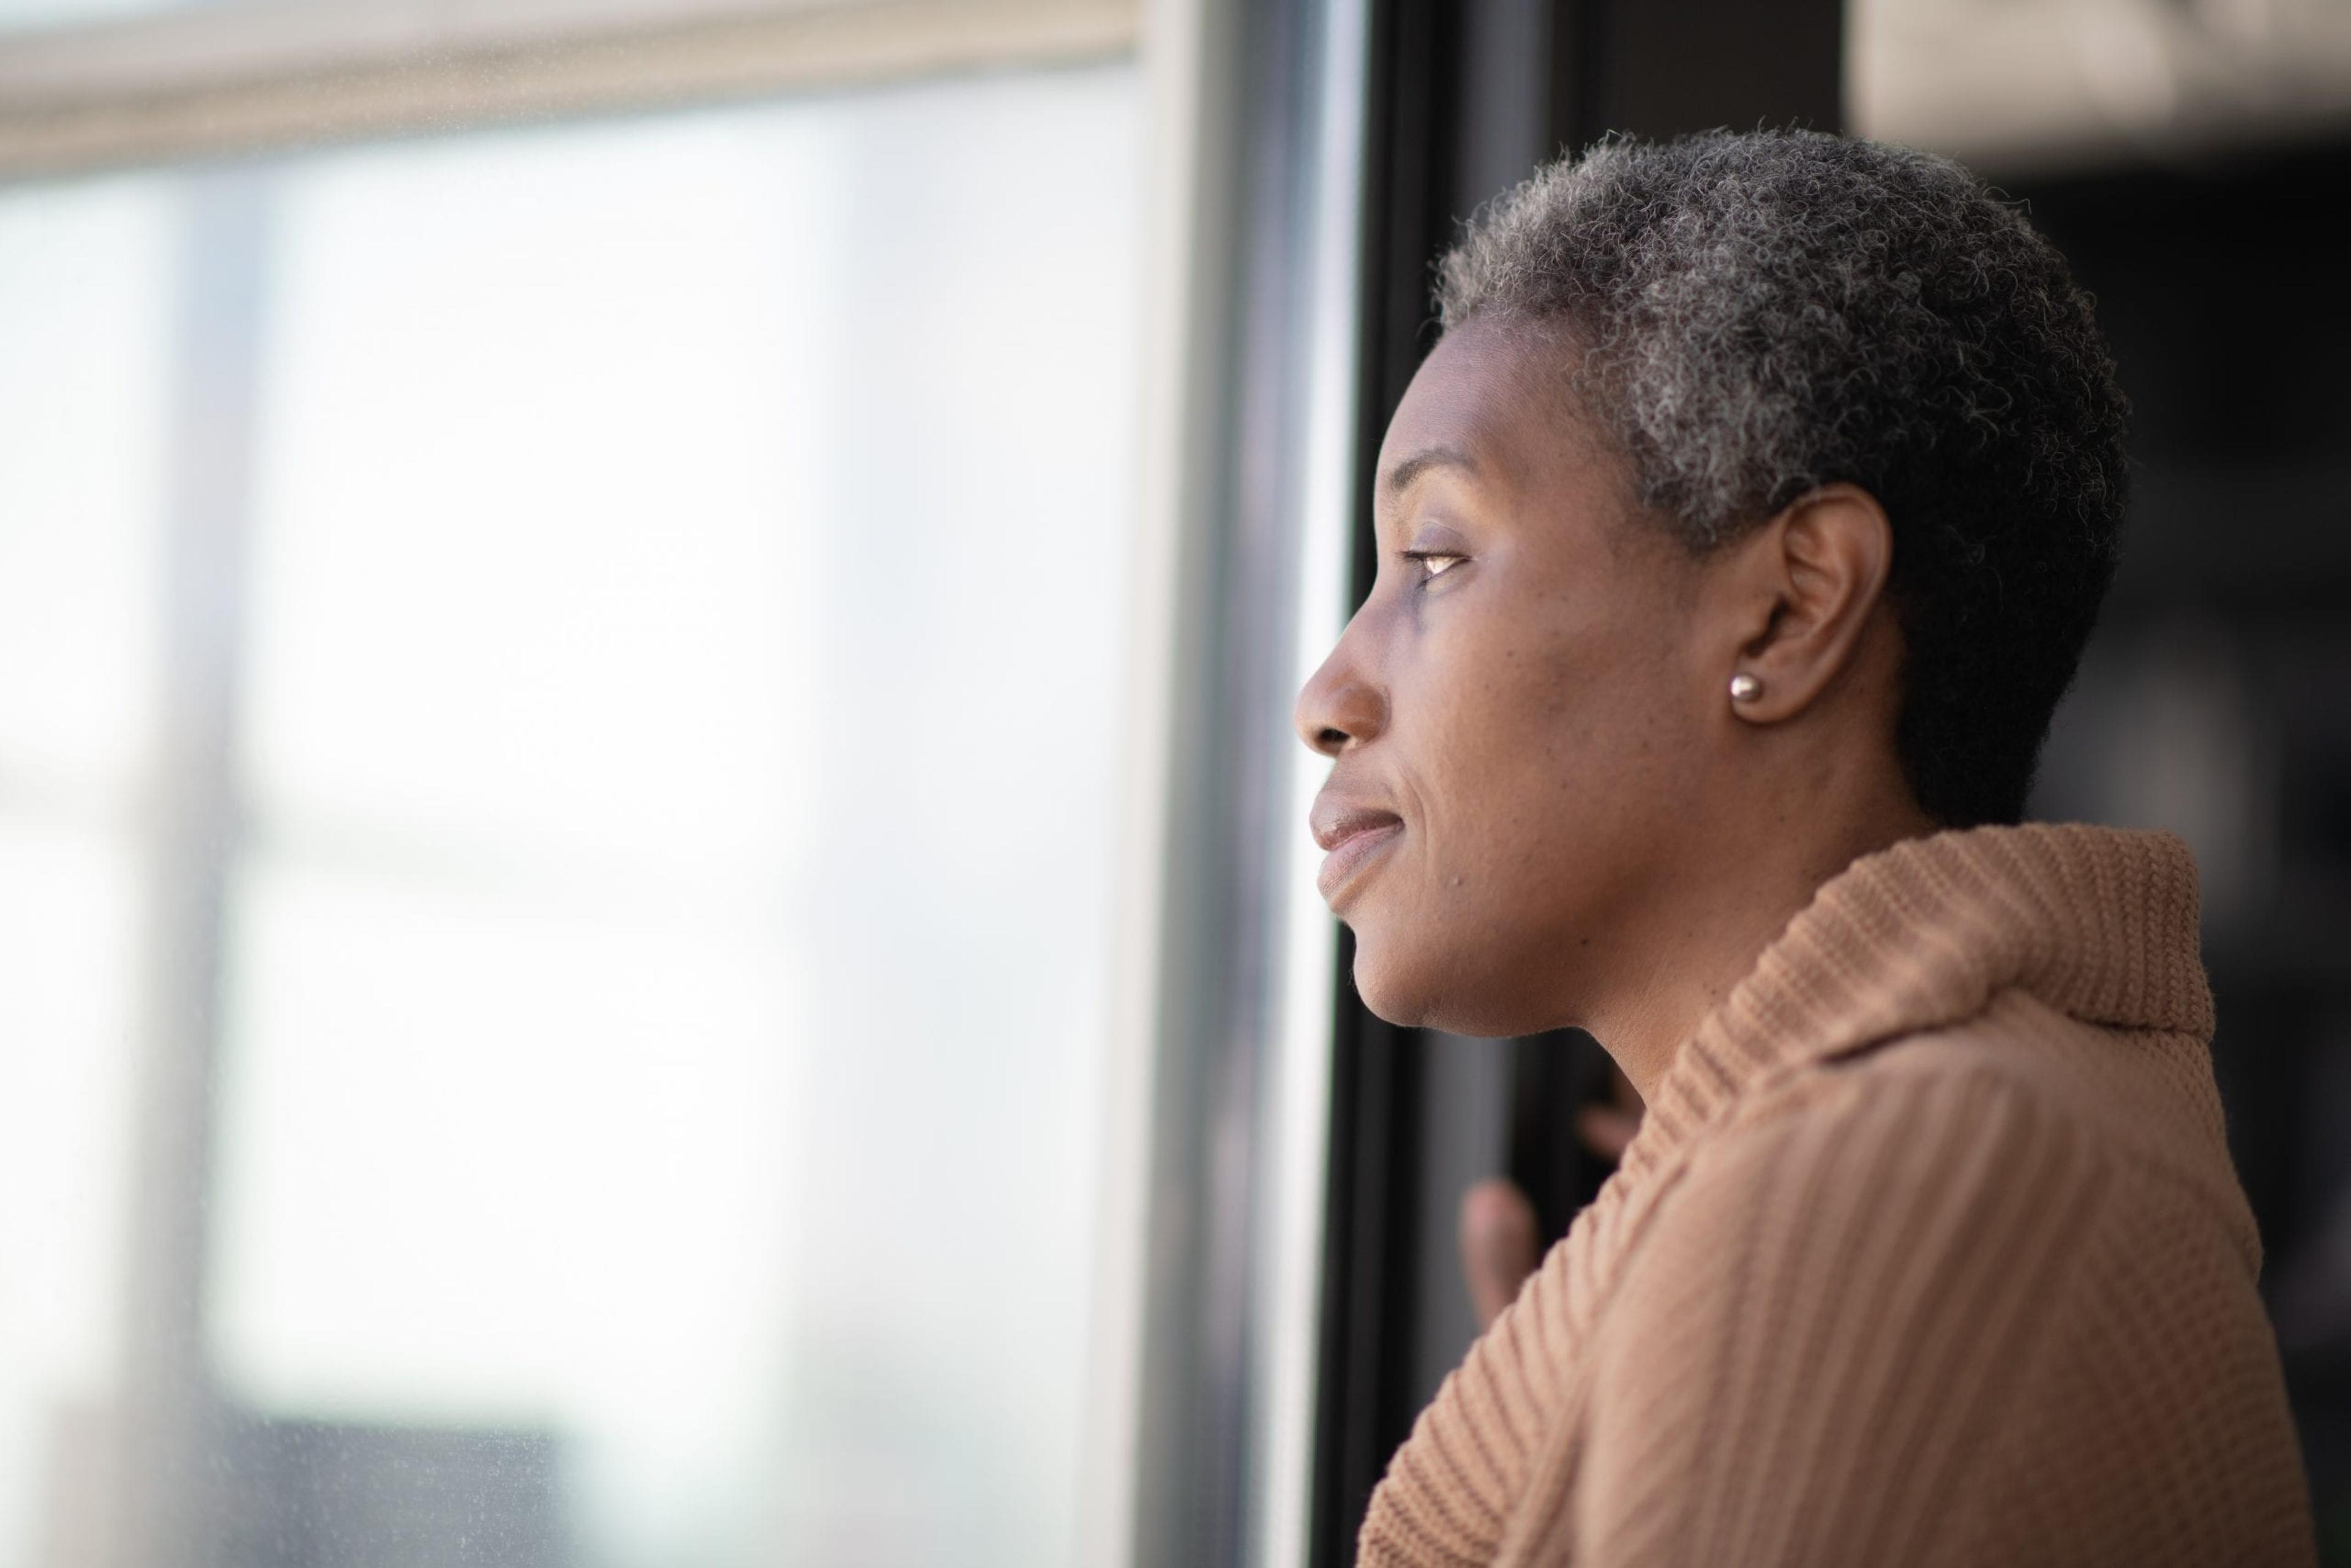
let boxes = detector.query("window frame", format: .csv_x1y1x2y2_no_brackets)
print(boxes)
0,0,1138,179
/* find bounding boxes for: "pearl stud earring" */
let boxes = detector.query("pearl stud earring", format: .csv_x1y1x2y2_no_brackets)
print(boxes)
1729,672,1763,704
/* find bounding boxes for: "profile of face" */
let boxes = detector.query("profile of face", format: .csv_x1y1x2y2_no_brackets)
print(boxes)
1295,316,1738,1038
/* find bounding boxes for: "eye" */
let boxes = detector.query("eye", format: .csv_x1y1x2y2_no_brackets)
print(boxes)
1404,550,1467,583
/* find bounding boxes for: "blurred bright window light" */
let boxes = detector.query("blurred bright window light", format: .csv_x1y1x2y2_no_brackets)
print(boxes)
0,170,169,1568
0,0,178,34
0,58,1139,1568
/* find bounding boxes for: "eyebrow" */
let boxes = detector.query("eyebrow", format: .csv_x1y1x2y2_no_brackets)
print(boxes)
1381,444,1478,500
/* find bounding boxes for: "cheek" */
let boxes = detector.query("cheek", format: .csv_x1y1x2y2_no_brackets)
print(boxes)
1419,616,1690,898
1346,615,1696,1028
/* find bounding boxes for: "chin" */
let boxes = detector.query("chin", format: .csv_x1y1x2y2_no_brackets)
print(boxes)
1349,934,1547,1039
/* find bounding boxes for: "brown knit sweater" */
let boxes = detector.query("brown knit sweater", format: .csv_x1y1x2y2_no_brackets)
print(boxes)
1360,823,2316,1567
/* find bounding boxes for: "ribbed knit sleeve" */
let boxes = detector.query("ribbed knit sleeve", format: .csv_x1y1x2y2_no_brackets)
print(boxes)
1534,1066,2114,1567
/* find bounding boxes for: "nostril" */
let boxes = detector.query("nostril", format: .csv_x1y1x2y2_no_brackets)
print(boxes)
1294,658,1382,756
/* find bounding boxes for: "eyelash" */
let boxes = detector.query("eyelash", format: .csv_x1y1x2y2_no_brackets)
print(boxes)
1402,549,1467,584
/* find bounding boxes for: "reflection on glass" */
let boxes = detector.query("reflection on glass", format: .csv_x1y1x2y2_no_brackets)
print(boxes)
0,61,1139,1568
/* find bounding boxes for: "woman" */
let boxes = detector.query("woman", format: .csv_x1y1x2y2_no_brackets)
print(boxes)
1296,131,2316,1566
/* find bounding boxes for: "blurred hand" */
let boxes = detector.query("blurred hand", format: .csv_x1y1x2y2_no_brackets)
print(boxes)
1460,1177,1541,1330
1458,1063,1645,1329
1572,1061,1643,1164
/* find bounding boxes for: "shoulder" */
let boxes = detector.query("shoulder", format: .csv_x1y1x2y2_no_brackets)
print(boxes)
1569,998,2301,1566
1701,991,2251,1265
1635,1039,2118,1312
1624,990,2260,1329
1575,1028,2124,1563
1686,1011,2105,1213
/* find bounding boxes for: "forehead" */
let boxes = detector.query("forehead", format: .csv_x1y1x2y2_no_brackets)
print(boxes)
1375,316,1605,505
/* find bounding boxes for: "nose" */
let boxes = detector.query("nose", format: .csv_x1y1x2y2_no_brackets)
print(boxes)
1293,625,1387,759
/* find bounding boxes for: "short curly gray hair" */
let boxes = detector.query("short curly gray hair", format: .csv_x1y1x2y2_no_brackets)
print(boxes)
1438,130,2129,827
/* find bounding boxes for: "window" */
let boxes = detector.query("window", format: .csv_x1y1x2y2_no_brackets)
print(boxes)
5,0,1385,1558
1,39,1161,1568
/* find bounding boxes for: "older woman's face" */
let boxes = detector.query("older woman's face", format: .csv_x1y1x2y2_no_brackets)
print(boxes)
1295,316,1717,1035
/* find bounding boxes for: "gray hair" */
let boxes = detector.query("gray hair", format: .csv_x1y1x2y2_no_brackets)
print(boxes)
1436,130,2130,826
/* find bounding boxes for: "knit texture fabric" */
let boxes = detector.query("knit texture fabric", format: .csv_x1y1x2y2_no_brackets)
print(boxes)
1358,823,2317,1567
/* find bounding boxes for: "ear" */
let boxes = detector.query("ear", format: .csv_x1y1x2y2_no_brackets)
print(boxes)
1708,484,1895,724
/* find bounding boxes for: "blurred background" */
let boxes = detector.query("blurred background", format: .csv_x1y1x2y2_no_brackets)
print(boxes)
0,1,2345,1566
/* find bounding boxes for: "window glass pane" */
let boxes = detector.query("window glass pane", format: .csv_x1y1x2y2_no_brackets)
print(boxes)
0,822,144,1568
212,860,799,1561
0,176,167,792
0,173,169,1568
1,59,1139,1568
234,117,819,873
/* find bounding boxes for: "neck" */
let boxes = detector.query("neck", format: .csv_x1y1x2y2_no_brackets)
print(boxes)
1582,771,1937,1103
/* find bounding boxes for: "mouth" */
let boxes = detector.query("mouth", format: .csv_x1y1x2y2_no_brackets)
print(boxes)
1312,806,1404,905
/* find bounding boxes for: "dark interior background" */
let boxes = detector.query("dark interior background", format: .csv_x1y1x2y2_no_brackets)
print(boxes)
2025,143,2351,1562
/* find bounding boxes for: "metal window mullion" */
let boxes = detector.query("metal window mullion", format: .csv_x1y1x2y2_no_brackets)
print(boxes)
116,165,271,1568
1119,0,1367,1565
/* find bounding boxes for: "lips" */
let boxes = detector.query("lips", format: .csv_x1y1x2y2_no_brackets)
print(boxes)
1311,800,1404,904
